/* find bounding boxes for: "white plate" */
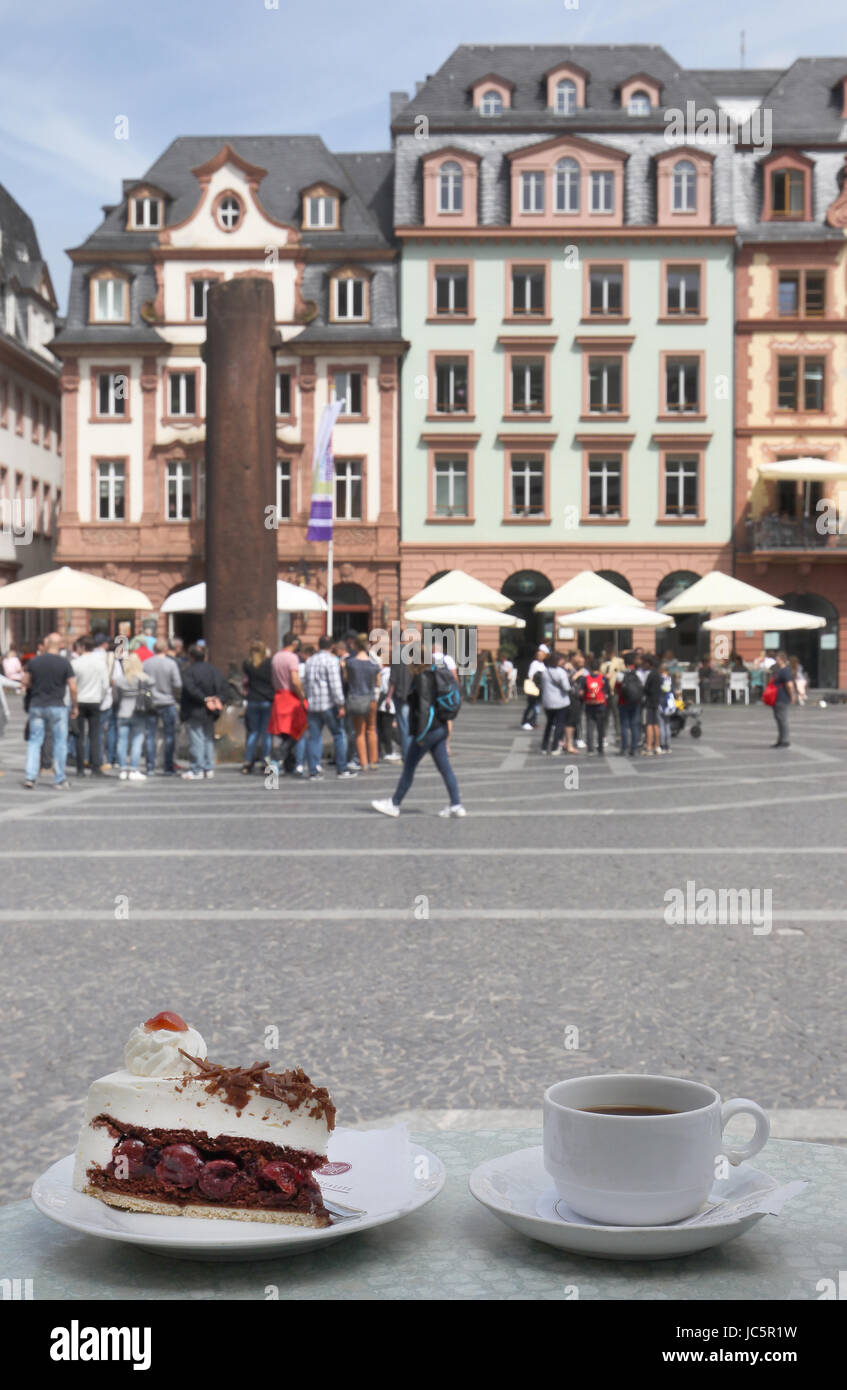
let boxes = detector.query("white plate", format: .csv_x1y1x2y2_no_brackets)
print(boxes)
32,1127,445,1261
469,1145,775,1260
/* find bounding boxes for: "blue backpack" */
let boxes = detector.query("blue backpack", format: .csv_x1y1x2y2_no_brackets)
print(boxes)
415,665,461,742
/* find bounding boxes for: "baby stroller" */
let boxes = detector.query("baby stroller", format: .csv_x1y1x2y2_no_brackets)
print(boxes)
669,696,703,740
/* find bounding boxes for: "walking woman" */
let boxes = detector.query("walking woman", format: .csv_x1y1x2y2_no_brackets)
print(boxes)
372,662,465,818
242,639,274,773
539,652,571,756
345,635,380,769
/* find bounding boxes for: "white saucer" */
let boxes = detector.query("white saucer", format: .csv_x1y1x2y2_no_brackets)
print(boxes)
32,1127,445,1261
469,1145,778,1260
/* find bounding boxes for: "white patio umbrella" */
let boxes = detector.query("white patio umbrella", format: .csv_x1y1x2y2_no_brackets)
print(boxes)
556,604,675,630
404,569,511,612
535,570,644,613
660,571,781,615
703,606,826,633
0,565,153,610
161,580,327,614
403,603,525,628
758,458,847,483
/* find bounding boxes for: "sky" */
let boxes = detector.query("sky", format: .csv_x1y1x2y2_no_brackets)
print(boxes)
1,0,845,312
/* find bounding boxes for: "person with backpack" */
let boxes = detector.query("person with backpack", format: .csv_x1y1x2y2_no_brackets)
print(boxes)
112,652,153,781
371,660,464,818
539,651,572,756
617,651,644,757
641,653,664,756
581,653,610,755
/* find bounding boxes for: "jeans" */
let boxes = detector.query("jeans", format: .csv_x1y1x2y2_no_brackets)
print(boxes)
585,704,607,751
116,716,146,770
146,704,178,773
774,703,790,745
188,719,215,774
619,703,640,754
392,723,460,808
395,700,411,756
521,695,539,727
378,709,396,758
541,707,566,751
307,707,347,774
76,702,101,773
658,710,670,750
26,706,68,784
100,705,118,765
244,699,272,766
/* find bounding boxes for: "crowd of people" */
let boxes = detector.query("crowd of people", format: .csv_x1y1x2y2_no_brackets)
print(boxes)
5,627,466,811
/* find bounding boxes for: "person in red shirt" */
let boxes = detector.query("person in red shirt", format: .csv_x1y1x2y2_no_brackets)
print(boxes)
581,653,611,756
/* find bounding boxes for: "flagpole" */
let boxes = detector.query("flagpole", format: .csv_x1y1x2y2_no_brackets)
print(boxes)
327,491,334,638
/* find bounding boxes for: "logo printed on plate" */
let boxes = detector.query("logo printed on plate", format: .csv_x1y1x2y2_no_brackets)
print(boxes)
316,1161,352,1176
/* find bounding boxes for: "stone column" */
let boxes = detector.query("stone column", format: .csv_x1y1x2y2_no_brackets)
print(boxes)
204,278,277,680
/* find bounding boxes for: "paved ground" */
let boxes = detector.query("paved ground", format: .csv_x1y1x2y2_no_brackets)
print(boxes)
1,694,845,1203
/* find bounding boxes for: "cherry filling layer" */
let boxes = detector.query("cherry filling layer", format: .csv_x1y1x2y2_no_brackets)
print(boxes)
86,1116,330,1222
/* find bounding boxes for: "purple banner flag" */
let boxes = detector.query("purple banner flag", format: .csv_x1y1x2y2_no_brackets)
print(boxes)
306,398,345,542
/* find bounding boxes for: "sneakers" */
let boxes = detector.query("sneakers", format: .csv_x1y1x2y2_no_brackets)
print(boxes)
337,769,358,779
205,770,215,779
52,780,72,791
550,747,563,757
438,805,467,818
128,770,146,782
118,770,128,781
181,770,203,780
23,780,35,789
383,752,402,762
520,723,535,732
371,798,400,817
576,739,587,749
309,768,324,780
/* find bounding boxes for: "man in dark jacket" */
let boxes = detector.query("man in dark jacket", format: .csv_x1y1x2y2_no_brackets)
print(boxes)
180,645,228,779
388,659,414,756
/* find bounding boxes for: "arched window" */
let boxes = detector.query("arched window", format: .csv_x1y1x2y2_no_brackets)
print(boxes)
628,90,651,116
480,89,503,116
596,569,633,595
672,160,697,212
555,79,577,115
216,195,242,231
439,161,463,214
555,158,580,213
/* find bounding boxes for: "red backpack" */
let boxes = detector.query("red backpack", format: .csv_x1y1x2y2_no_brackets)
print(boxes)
583,672,606,705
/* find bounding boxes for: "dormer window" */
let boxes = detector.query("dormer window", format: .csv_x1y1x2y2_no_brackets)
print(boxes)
215,194,243,232
672,160,697,212
761,151,813,222
555,158,580,213
302,184,341,230
480,90,503,117
130,196,161,229
628,90,651,116
555,80,577,115
439,161,464,213
330,269,371,323
771,169,804,217
470,74,513,113
590,171,614,214
521,172,545,214
90,271,129,324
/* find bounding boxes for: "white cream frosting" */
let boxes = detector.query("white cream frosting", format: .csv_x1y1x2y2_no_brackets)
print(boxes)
124,1022,207,1077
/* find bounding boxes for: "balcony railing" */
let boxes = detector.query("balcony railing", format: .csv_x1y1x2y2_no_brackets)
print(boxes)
743,517,847,551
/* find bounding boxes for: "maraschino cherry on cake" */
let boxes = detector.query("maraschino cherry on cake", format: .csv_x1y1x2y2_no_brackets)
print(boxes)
72,1011,336,1227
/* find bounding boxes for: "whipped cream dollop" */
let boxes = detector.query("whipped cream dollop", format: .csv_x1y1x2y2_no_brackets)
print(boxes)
124,1022,207,1077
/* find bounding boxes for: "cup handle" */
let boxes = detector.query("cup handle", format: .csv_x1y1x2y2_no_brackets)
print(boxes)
720,1098,770,1165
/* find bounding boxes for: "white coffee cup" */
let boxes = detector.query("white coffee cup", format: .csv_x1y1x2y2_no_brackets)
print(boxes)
543,1073,770,1226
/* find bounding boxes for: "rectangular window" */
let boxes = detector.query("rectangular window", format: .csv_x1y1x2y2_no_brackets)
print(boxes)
664,456,700,516
588,357,622,414
433,455,469,516
434,266,469,316
665,357,700,413
587,455,622,517
94,278,127,322
588,267,623,316
334,278,365,320
521,171,545,214
509,456,545,517
306,195,336,227
510,358,545,414
434,359,469,414
190,279,213,320
804,272,826,316
331,370,363,416
666,266,701,315
276,370,292,416
276,460,291,521
132,197,161,228
771,169,804,216
777,273,799,316
196,462,205,519
168,372,197,417
511,267,545,316
96,460,126,521
777,357,799,409
166,460,193,520
590,171,614,213
779,270,826,317
803,358,825,412
334,458,362,520
97,372,128,417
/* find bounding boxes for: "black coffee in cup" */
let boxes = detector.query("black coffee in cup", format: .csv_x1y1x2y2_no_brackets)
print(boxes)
579,1105,678,1116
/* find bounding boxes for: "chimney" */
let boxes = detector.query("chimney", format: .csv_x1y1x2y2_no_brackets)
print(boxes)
415,80,426,95
390,91,409,120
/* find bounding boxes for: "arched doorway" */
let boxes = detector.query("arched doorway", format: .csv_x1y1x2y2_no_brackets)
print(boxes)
163,583,204,648
502,570,553,666
778,592,838,687
656,571,702,663
333,582,371,637
581,570,635,658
